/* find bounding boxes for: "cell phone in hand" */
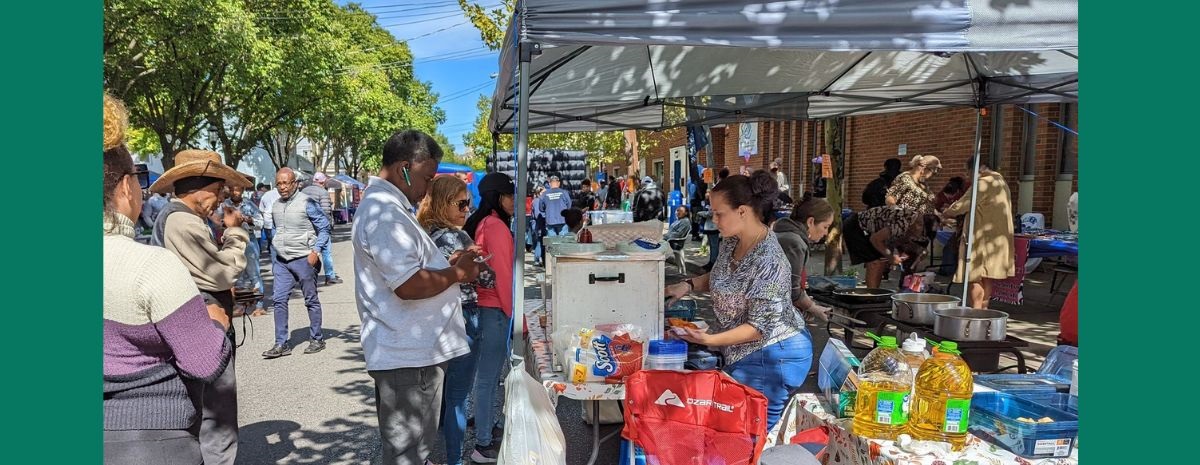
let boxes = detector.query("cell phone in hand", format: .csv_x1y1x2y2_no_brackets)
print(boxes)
474,254,493,263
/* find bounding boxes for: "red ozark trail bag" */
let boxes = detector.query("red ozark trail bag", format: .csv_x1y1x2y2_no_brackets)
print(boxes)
622,370,769,465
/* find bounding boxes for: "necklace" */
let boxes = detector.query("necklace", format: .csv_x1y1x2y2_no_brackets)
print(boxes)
731,226,769,269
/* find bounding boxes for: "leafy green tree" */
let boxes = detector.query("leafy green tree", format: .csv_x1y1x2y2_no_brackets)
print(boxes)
104,0,261,169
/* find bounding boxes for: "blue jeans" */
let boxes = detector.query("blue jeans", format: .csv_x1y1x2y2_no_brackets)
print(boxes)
724,331,813,431
319,245,338,279
271,254,323,345
474,306,510,447
535,223,568,264
442,304,481,465
237,235,266,309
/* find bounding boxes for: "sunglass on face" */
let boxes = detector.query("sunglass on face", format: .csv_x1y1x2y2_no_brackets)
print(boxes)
451,199,471,211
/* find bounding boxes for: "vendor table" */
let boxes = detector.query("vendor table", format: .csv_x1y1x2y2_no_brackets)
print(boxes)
936,230,1078,259
766,393,1078,465
523,300,626,465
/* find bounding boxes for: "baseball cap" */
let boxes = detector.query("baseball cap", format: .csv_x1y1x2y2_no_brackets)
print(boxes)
548,175,561,181
313,172,328,183
642,176,653,185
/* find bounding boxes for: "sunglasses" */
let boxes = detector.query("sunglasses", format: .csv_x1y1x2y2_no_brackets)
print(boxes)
452,199,471,211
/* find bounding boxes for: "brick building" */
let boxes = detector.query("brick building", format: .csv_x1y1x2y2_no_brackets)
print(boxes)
617,103,1077,229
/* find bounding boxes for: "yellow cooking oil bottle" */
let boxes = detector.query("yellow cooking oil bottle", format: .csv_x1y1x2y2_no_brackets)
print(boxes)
852,334,913,441
908,340,974,450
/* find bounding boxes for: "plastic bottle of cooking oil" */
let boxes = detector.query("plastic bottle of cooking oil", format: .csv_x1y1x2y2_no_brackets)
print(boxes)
899,334,929,419
852,334,913,441
908,341,974,451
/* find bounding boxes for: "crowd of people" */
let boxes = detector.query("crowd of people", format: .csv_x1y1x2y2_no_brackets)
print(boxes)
105,81,1020,463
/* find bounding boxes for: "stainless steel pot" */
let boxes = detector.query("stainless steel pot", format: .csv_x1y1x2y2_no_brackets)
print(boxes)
933,307,1009,341
891,293,962,326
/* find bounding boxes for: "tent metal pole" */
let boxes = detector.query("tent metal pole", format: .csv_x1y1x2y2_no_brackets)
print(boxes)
960,109,985,305
512,41,535,356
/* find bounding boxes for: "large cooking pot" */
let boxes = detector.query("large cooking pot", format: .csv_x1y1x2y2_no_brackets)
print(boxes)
832,288,895,304
933,307,1009,341
891,293,962,326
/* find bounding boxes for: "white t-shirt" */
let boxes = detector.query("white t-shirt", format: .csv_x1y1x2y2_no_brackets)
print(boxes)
351,177,468,371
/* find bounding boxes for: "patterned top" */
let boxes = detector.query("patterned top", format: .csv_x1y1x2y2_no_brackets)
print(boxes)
709,230,805,365
857,206,920,244
886,172,935,215
428,226,495,305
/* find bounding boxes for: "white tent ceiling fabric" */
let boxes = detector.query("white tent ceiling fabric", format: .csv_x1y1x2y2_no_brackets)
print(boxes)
489,0,1077,133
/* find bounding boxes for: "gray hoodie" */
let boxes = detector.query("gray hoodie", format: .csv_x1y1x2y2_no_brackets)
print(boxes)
772,217,816,312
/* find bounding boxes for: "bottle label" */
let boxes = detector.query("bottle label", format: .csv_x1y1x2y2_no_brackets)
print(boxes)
874,391,909,425
943,398,970,433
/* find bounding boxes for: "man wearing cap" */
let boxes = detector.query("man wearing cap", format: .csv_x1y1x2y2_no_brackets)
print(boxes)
352,129,480,465
534,175,572,266
632,175,666,222
149,149,252,465
302,172,343,285
263,167,332,359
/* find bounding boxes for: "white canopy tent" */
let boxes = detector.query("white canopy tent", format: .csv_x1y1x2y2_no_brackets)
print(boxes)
492,0,1078,341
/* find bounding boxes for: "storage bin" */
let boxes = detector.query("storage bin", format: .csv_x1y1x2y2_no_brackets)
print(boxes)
969,392,1078,458
973,373,1070,395
1013,391,1078,415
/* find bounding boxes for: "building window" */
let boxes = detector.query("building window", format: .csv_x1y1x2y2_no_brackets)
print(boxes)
653,161,665,184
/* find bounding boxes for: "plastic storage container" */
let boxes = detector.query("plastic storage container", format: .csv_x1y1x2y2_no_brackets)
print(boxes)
645,339,687,370
1038,345,1079,379
589,210,634,225
969,392,1078,458
908,341,973,450
1013,391,1078,415
852,334,913,441
973,373,1070,395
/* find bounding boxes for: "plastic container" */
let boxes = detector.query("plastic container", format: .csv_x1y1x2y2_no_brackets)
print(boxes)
969,392,1078,458
852,334,913,441
973,373,1070,395
908,341,974,451
590,210,634,225
1070,360,1078,397
1037,345,1078,379
646,339,687,370
899,334,928,419
1013,391,1078,416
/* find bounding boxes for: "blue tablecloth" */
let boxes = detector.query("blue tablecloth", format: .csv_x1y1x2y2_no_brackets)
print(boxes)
936,230,1078,258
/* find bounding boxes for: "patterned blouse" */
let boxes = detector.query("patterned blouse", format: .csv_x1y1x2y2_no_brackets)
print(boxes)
709,230,806,365
886,172,935,215
428,226,495,305
857,206,920,245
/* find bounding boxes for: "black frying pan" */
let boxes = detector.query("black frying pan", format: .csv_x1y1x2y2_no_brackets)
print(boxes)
832,288,895,304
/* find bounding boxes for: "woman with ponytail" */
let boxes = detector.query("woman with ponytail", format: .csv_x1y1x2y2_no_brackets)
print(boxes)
664,170,811,431
774,193,836,322
103,93,232,464
462,172,517,462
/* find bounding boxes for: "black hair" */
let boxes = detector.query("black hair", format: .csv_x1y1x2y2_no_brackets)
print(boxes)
943,176,966,194
790,192,834,224
562,208,584,231
581,179,591,186
709,170,778,225
465,172,515,240
718,167,730,180
382,129,444,167
174,176,223,196
884,158,902,172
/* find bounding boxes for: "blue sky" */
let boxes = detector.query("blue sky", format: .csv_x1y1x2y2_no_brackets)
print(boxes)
342,1,504,154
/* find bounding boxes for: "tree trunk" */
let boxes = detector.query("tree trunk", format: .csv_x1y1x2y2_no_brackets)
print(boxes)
823,119,846,275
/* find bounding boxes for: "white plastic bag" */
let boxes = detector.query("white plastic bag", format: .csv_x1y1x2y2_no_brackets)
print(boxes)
498,359,567,465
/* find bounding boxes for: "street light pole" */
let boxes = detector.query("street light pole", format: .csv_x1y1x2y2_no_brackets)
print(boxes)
208,126,219,151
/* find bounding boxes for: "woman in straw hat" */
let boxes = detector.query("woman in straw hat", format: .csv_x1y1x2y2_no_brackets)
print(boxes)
103,93,232,464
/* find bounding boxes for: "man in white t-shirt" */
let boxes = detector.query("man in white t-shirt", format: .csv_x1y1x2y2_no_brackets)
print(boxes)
351,129,481,465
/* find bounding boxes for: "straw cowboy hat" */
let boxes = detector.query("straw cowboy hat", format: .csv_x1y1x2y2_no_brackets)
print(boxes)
149,149,253,194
